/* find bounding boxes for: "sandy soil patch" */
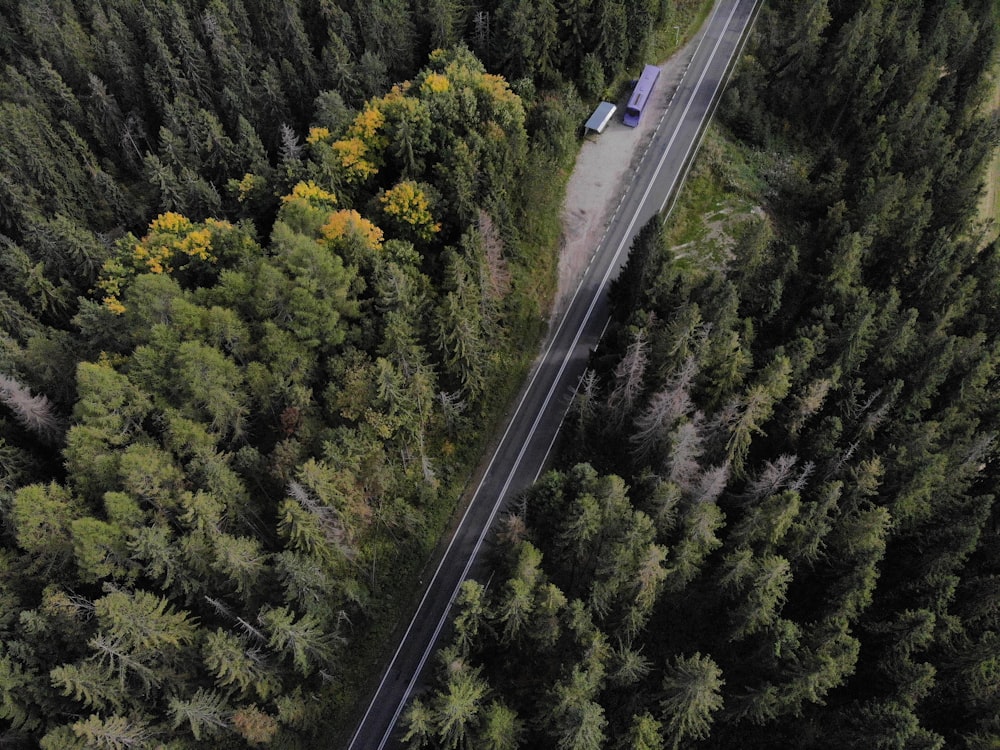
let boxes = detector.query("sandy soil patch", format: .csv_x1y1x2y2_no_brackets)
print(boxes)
553,30,708,314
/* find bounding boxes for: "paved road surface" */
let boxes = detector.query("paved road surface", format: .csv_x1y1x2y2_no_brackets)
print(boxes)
345,1,760,746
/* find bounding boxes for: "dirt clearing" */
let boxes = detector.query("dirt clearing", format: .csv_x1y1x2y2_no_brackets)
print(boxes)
553,30,709,314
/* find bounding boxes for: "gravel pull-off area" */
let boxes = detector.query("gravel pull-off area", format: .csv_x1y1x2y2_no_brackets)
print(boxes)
554,32,707,314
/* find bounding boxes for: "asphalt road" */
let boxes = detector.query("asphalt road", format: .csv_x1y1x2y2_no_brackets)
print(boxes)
345,1,759,747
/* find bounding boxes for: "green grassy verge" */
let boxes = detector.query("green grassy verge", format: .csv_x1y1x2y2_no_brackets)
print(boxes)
651,0,717,62
661,124,769,277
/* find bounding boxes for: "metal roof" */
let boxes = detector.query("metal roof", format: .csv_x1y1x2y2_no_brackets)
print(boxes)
585,102,617,134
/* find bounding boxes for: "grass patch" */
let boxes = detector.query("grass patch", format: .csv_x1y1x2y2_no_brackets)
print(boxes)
651,0,716,63
662,124,770,276
511,152,575,324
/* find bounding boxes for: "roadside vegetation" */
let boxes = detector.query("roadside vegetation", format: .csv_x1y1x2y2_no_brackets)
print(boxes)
404,1,1000,748
650,0,717,62
654,128,766,275
0,0,716,747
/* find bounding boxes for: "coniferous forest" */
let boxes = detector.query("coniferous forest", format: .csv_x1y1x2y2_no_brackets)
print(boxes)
403,0,1000,749
0,0,697,747
0,0,998,749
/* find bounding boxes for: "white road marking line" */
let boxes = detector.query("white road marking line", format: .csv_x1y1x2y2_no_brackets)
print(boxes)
348,2,756,747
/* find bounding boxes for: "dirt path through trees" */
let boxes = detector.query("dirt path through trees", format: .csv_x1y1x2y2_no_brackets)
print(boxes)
554,33,706,313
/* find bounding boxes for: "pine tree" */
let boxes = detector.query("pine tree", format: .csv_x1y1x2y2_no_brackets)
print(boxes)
617,713,664,750
548,665,607,750
167,687,230,741
9,482,79,576
479,701,524,750
210,534,268,601
0,648,44,734
50,661,125,714
452,580,489,655
659,653,725,749
71,713,151,750
259,605,337,676
433,665,489,750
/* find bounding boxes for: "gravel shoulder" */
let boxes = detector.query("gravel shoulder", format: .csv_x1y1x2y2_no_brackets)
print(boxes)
553,31,709,314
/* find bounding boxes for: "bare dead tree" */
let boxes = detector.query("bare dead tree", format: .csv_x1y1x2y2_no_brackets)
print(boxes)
789,377,832,435
607,328,649,426
745,454,799,502
667,414,706,490
279,123,302,162
473,11,491,64
691,463,730,506
568,368,600,439
438,389,467,431
630,356,699,461
824,439,860,480
858,388,896,440
496,512,528,549
789,461,815,493
236,616,267,645
203,596,234,622
0,374,65,443
478,210,511,303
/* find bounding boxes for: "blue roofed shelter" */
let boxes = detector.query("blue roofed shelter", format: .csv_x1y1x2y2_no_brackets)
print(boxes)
585,102,617,135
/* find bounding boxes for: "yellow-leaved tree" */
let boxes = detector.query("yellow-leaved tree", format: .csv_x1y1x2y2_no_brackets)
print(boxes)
321,209,385,257
97,213,230,314
379,180,441,243
307,46,526,230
